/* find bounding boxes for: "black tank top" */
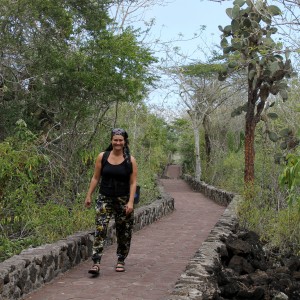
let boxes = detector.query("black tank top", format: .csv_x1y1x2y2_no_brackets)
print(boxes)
100,160,130,197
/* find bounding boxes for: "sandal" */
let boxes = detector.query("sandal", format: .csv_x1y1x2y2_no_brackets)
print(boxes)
115,262,125,272
88,264,100,275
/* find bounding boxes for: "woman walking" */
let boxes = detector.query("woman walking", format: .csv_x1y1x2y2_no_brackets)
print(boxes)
85,128,137,275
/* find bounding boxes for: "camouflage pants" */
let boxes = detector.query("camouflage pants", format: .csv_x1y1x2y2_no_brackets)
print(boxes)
92,194,134,264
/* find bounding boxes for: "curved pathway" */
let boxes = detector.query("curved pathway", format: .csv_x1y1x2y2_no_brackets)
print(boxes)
25,165,225,300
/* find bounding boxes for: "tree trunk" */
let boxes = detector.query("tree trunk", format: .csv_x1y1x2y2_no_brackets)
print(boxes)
244,97,256,185
244,119,256,184
203,115,211,164
193,126,202,181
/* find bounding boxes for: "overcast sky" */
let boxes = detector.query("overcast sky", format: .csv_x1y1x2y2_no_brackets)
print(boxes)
136,1,231,112
143,0,231,58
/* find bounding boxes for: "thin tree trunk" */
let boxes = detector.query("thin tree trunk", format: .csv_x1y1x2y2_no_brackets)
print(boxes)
193,126,201,181
244,97,256,185
244,119,256,183
203,115,211,164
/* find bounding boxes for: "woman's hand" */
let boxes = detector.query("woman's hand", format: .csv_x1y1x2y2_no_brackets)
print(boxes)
125,202,134,215
84,153,102,209
85,195,92,208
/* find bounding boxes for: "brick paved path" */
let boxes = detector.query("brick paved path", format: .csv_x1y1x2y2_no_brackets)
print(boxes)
25,165,225,300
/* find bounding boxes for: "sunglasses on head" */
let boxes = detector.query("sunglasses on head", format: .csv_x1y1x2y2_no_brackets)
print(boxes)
112,128,125,134
111,128,128,138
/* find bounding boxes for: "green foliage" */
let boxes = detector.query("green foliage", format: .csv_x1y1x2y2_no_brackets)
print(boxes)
227,131,245,153
219,0,293,105
218,0,294,185
211,151,244,193
0,100,174,262
0,237,40,262
231,103,248,117
237,186,300,254
182,63,225,77
0,122,44,260
0,120,97,261
202,111,299,253
0,0,160,264
134,168,161,206
0,122,46,237
110,103,173,204
177,128,195,175
279,153,300,209
30,198,94,243
0,0,157,141
0,196,95,262
232,130,300,253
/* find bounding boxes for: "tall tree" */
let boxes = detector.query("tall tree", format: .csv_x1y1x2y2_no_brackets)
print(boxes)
0,0,157,140
218,0,294,185
168,63,237,180
0,0,157,202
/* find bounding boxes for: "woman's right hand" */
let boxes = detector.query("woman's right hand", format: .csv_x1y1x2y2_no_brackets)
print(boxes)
85,153,102,209
85,196,92,208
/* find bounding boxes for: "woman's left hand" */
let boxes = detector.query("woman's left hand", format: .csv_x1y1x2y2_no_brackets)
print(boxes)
125,202,134,215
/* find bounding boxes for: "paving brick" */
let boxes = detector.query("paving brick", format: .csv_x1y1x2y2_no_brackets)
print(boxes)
25,166,225,300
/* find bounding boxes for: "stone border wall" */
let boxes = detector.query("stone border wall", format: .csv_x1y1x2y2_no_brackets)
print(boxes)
167,175,240,300
183,175,235,206
0,186,174,300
